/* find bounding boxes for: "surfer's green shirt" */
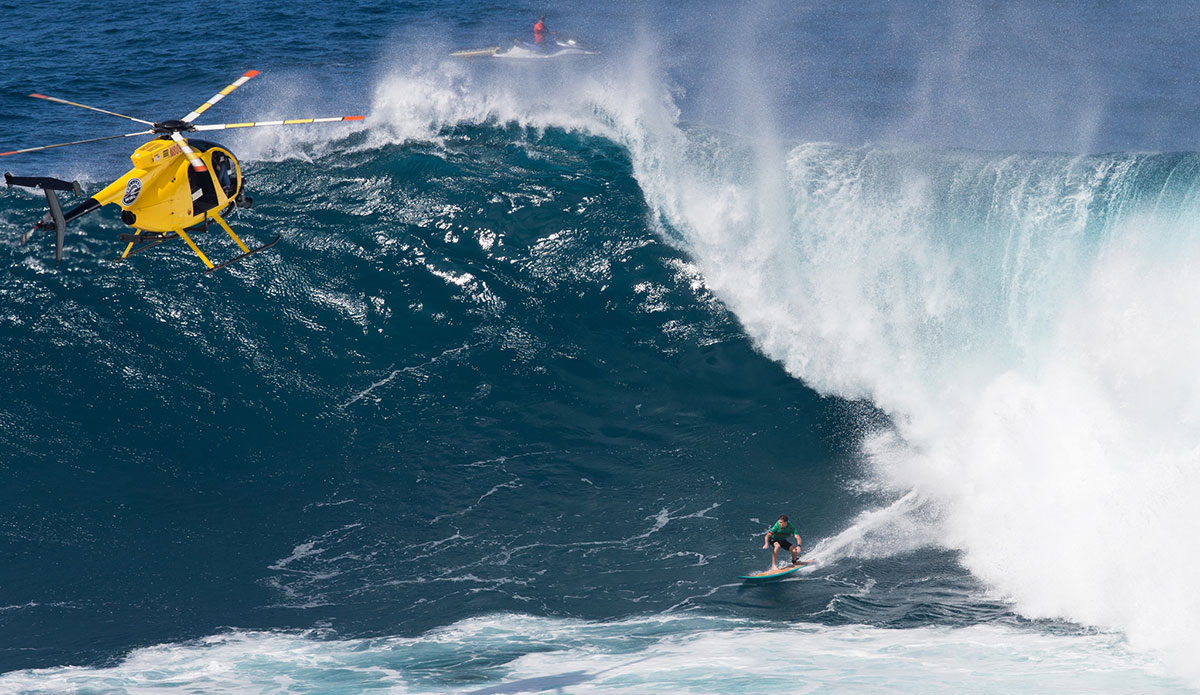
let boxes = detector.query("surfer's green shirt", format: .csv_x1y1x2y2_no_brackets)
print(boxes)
769,521,797,539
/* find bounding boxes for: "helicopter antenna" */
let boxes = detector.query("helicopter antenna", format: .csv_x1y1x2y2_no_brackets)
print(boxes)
28,93,155,126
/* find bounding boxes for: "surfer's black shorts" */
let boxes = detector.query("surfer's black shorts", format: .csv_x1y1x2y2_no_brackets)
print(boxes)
770,536,794,550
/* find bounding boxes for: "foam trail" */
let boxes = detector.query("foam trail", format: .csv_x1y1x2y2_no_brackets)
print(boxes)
804,489,939,565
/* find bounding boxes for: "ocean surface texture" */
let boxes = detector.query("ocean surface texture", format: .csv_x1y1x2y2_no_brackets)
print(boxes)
3,1,1200,693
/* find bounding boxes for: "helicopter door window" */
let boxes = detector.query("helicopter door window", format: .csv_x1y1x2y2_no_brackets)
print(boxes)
210,151,238,199
187,161,220,214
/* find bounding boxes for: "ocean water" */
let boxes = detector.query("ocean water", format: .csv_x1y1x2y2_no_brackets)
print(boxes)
2,1,1199,692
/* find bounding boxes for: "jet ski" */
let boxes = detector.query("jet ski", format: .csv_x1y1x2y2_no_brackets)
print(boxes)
451,37,595,59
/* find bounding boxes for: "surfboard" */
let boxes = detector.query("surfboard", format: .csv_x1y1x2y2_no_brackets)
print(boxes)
739,561,810,582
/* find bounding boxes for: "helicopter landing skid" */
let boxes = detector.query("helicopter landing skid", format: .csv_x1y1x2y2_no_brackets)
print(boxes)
115,231,181,260
204,233,282,274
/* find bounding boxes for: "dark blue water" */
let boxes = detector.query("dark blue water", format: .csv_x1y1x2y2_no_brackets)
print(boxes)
3,2,1199,692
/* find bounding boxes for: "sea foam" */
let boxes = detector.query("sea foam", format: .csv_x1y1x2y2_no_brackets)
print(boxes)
0,614,1184,694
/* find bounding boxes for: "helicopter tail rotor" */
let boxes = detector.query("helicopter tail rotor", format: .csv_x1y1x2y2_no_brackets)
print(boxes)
4,174,80,262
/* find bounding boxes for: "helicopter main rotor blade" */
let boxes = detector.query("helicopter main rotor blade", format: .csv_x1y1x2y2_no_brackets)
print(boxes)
191,115,365,132
170,132,208,173
28,93,155,126
182,70,260,124
1,130,155,157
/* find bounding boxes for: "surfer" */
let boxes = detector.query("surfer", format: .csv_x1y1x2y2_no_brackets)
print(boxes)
762,514,801,569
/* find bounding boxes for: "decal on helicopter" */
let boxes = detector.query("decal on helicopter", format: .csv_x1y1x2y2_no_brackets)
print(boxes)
2,70,365,273
122,178,142,206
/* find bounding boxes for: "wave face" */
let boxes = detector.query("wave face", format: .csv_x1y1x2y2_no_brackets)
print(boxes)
4,0,1200,691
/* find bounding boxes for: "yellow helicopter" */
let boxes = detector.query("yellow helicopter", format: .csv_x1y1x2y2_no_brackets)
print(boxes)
2,70,363,273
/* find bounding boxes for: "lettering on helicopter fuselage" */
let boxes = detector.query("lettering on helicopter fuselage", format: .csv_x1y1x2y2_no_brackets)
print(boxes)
123,178,143,206
153,145,181,163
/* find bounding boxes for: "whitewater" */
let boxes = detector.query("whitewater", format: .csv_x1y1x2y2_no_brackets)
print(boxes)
3,1,1199,693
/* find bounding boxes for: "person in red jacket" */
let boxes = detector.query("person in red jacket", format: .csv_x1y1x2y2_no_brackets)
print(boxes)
533,16,548,45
